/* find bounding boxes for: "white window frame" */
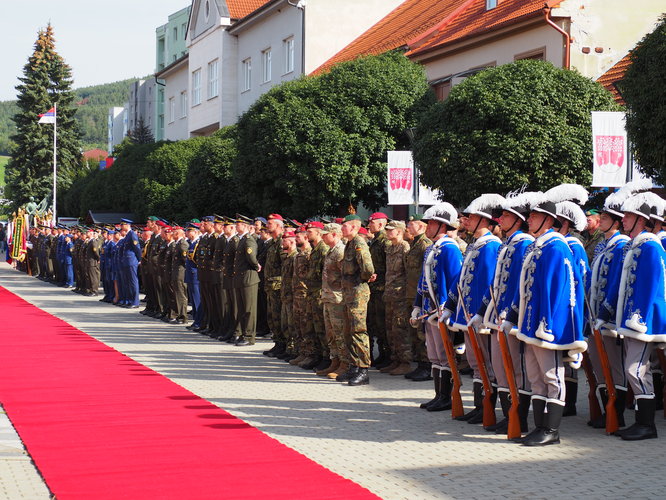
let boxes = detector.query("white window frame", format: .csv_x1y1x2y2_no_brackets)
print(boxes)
242,58,252,92
208,59,219,99
262,48,272,84
192,69,201,106
283,37,294,74
486,0,498,9
180,91,188,118
168,97,175,123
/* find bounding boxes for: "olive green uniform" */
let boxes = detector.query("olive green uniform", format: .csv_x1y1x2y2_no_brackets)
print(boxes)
280,249,297,354
322,240,347,363
292,247,313,355
368,230,389,359
305,239,330,359
233,233,260,343
405,233,432,363
384,240,411,363
264,236,284,343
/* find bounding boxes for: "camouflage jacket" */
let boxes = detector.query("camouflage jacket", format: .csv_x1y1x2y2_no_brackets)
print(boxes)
342,235,374,289
305,239,330,293
280,250,297,303
368,230,388,292
384,240,410,301
405,233,431,300
292,247,311,299
264,235,284,292
321,240,345,304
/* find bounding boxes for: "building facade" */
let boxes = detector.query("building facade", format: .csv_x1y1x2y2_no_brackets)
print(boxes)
107,107,127,154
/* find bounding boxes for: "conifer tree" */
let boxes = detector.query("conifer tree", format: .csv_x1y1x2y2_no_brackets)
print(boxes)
5,24,83,211
128,117,155,144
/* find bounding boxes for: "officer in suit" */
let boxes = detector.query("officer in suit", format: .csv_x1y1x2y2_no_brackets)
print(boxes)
232,215,260,346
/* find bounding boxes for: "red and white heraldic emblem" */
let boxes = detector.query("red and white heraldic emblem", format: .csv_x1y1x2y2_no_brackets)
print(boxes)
595,135,625,172
389,168,413,191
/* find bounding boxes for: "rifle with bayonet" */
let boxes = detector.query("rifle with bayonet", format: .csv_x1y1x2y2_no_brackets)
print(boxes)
457,284,496,427
489,287,521,440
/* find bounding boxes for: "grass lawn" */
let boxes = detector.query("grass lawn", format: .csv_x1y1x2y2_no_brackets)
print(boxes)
0,155,8,187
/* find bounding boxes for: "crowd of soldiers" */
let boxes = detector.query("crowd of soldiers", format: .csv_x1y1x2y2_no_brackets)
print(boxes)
18,179,666,446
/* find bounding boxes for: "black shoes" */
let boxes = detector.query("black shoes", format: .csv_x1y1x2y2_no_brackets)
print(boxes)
406,362,433,382
522,402,563,446
336,366,359,383
618,399,658,441
348,368,369,386
235,338,254,346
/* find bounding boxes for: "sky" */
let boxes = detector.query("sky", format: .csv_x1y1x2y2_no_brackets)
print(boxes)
0,0,192,101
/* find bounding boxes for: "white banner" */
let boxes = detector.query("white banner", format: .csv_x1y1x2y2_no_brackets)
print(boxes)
591,111,628,187
387,151,415,205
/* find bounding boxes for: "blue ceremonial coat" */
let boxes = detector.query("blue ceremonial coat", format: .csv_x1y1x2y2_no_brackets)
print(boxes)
446,231,501,332
566,235,590,292
515,230,587,353
122,230,142,266
414,236,463,315
616,231,666,342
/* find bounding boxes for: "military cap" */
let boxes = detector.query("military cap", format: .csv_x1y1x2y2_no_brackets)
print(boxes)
147,216,159,221
343,214,362,222
334,217,344,224
189,218,201,224
201,215,215,222
186,222,201,230
107,229,116,235
267,213,283,221
141,226,152,232
409,214,424,221
358,227,369,235
235,214,253,224
296,224,307,233
386,220,406,230
223,217,235,226
585,209,600,216
283,230,297,238
368,212,389,221
254,217,267,225
120,218,133,224
163,226,173,232
322,223,341,235
306,221,324,230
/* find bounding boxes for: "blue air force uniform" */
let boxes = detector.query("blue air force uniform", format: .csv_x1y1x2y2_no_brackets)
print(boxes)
185,236,203,328
121,228,142,307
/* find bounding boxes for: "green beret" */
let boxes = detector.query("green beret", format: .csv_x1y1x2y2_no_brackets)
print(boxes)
343,214,362,222
409,214,424,221
585,209,600,216
147,216,159,221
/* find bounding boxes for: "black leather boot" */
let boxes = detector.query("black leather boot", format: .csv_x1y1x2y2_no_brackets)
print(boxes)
517,393,531,434
348,367,370,386
427,369,452,412
620,398,658,441
469,385,495,425
409,362,433,382
653,373,663,411
614,388,627,429
487,390,511,433
515,397,544,443
563,380,578,416
336,365,359,383
523,401,562,446
588,387,609,428
420,368,440,409
457,381,483,421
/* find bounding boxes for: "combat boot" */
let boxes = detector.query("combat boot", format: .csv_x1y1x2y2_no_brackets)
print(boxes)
620,398,658,441
427,369,452,412
348,367,369,386
420,368,440,409
523,401,562,446
517,392,531,435
389,362,412,376
408,362,433,382
380,361,399,373
328,361,349,380
313,358,331,373
289,354,307,366
336,365,358,383
563,380,578,416
317,358,339,376
300,357,321,370
487,390,511,433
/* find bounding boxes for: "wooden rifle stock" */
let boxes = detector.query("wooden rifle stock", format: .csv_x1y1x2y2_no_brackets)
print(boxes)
457,285,496,427
437,320,464,418
581,352,603,423
584,296,618,434
489,288,521,440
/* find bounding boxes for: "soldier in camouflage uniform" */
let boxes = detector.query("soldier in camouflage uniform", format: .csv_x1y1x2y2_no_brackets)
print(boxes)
290,228,314,367
367,212,390,368
339,214,375,386
382,220,412,376
263,214,286,357
304,221,330,371
404,214,433,381
279,231,298,360
319,223,349,379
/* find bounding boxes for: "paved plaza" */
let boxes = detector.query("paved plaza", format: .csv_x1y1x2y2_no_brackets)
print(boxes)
0,262,664,499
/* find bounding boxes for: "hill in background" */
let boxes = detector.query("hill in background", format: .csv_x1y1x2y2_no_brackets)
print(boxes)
0,77,146,155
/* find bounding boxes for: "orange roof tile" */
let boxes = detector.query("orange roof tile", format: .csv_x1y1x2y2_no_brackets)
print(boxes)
596,52,632,106
312,0,466,75
408,0,560,58
228,0,271,19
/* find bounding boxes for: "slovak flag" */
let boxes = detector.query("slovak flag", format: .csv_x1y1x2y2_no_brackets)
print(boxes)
38,107,56,124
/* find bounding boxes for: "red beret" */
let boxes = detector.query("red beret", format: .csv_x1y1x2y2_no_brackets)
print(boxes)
334,217,344,224
307,221,324,229
297,225,307,233
267,213,283,221
156,220,167,228
164,226,173,232
358,227,369,235
368,212,389,221
283,231,296,238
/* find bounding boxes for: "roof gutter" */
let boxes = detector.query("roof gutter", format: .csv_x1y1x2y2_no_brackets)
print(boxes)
543,3,570,69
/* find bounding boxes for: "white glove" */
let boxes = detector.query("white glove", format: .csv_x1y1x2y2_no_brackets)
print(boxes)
409,307,422,327
500,320,514,335
593,319,605,330
468,314,484,331
439,308,452,323
568,352,582,370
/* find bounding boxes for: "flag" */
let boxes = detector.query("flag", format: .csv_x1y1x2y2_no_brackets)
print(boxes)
38,107,56,124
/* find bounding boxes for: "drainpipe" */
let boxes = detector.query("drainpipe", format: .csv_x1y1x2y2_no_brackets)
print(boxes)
543,3,570,69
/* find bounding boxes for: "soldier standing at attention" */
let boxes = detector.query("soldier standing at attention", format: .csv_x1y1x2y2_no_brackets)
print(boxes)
382,220,412,376
367,212,390,368
404,215,432,382
119,219,141,308
255,217,271,337
279,231,298,360
222,218,240,342
232,216,260,346
304,221,330,371
185,222,203,330
170,226,189,324
290,228,314,366
194,217,213,332
338,215,375,386
208,216,225,337
262,214,286,358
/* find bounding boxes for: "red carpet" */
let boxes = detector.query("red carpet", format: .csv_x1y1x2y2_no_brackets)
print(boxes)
0,286,379,499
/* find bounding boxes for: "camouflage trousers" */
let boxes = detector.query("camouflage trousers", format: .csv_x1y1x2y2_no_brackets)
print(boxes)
384,299,412,363
280,299,294,352
367,290,388,352
323,301,348,363
342,283,371,368
406,295,428,363
307,290,327,358
266,289,283,343
293,295,315,356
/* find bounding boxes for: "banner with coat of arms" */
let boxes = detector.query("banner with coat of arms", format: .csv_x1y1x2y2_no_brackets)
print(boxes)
591,111,628,187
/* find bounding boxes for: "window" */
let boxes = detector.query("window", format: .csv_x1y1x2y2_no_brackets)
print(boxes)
192,69,201,105
181,23,187,40
514,48,546,61
283,37,294,74
180,91,188,118
242,58,252,92
262,48,272,83
168,97,175,123
486,0,497,9
204,0,210,20
173,27,178,41
433,81,452,101
208,60,219,98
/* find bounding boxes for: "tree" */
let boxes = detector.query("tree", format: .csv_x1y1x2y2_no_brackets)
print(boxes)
5,24,83,211
235,51,433,218
621,15,666,185
127,117,154,144
413,60,620,207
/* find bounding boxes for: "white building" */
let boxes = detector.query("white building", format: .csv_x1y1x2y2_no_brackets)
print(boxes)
107,106,127,154
127,79,156,137
156,55,191,141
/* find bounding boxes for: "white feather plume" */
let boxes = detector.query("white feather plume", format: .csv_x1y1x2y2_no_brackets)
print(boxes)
542,184,589,204
605,178,655,210
423,202,457,223
622,191,665,214
464,193,506,215
503,191,543,212
556,201,587,232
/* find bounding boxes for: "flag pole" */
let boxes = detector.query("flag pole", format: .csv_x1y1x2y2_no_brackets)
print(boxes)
52,102,57,223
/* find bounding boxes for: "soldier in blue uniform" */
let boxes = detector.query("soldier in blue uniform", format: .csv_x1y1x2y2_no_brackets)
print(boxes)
411,203,463,412
63,231,74,288
185,222,203,330
442,194,504,425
